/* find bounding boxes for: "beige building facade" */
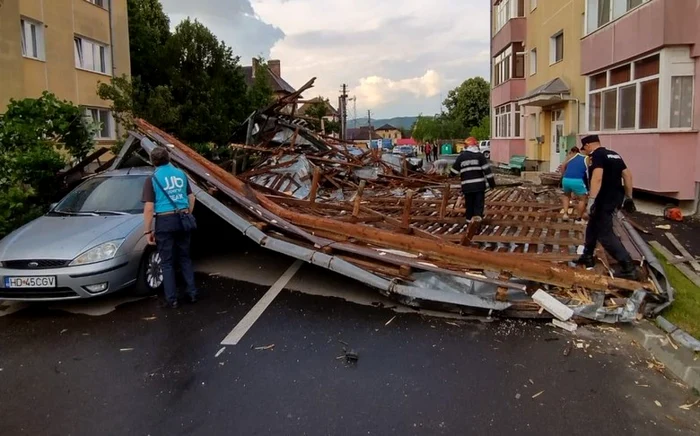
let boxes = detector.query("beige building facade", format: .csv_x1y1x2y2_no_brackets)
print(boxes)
0,0,130,142
520,0,586,171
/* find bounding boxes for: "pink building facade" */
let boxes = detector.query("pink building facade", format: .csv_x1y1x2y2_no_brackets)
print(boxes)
490,0,527,165
581,0,700,200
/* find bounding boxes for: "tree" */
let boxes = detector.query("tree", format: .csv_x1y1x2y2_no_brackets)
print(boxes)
127,0,171,91
325,120,341,135
469,116,491,140
247,57,274,111
0,92,97,237
443,77,490,132
412,114,469,143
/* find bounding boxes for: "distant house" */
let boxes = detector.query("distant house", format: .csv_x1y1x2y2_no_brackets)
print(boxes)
396,138,417,146
346,126,382,147
242,58,297,106
375,124,402,142
297,97,339,122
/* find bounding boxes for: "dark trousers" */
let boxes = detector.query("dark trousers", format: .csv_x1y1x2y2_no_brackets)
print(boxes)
155,214,197,303
463,190,486,220
584,202,632,263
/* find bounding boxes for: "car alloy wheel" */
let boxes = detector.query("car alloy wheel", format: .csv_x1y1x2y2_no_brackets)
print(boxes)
146,251,163,289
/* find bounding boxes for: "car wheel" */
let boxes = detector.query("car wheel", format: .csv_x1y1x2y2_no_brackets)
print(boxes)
134,248,163,296
483,151,491,160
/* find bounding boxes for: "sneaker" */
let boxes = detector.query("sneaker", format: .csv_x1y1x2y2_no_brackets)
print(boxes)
616,262,640,281
575,255,595,269
562,214,570,222
188,295,198,304
473,216,483,223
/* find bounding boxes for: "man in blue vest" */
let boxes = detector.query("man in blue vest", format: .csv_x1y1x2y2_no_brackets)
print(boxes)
142,147,198,308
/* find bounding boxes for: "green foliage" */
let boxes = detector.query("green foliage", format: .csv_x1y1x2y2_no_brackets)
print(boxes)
0,93,96,238
469,116,491,141
306,98,330,122
100,2,266,146
411,114,469,143
325,120,341,135
443,77,490,132
652,247,700,339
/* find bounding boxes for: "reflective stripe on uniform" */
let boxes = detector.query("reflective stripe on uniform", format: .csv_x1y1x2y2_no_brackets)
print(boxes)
486,173,495,178
461,178,486,184
460,167,484,173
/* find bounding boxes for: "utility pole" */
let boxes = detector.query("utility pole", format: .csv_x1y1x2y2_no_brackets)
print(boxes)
339,84,348,141
367,109,374,148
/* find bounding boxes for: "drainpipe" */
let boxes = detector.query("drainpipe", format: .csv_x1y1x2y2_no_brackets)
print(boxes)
108,0,116,77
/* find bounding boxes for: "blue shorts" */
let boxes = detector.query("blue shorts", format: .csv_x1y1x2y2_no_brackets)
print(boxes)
562,178,588,196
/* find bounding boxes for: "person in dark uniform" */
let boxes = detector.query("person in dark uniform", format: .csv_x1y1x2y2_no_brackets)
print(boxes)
576,135,639,280
432,142,439,161
142,147,198,308
451,137,496,221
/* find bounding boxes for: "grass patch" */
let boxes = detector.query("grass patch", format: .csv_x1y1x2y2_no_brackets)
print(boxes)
652,247,700,338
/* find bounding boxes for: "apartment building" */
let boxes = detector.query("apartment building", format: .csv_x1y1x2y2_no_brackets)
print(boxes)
0,0,130,143
519,0,586,171
581,0,700,200
490,0,527,165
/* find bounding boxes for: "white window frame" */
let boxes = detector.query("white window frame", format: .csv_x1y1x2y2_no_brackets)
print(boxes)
85,0,108,9
549,31,564,65
20,18,45,61
585,0,651,35
74,36,111,75
493,44,525,87
530,0,537,12
495,0,525,34
529,48,537,76
585,48,695,133
493,103,524,139
84,108,116,140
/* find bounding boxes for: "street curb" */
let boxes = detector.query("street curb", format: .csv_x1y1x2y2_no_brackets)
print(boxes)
655,316,700,352
624,320,700,391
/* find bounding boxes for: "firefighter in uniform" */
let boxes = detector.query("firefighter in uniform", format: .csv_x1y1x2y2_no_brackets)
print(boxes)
451,137,496,221
576,135,639,280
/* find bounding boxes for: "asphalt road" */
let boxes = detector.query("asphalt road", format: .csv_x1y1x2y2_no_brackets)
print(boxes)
1,210,700,435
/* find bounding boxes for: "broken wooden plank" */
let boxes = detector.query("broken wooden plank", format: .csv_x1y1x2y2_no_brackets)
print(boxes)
308,166,322,208
649,241,700,288
532,289,574,321
352,180,366,218
665,232,700,272
402,190,414,229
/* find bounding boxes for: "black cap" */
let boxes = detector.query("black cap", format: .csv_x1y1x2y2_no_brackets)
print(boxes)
580,135,600,147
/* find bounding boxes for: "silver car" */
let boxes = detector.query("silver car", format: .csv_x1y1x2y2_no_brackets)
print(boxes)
0,168,163,301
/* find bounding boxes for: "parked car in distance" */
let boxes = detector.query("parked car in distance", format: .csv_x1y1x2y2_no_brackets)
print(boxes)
479,140,491,160
0,168,163,301
392,145,417,158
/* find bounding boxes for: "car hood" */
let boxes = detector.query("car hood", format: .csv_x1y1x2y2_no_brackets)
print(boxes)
0,215,142,261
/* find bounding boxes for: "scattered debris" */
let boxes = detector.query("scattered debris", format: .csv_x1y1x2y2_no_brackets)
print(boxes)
60,329,68,334
655,400,663,408
679,399,700,410
531,291,574,322
120,348,134,352
552,319,578,332
385,315,396,326
142,316,157,321
515,393,521,400
563,343,572,356
655,225,672,230
532,390,544,399
215,347,226,358
253,344,275,351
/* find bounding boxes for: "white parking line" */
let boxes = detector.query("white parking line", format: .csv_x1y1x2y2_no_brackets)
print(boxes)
221,260,303,345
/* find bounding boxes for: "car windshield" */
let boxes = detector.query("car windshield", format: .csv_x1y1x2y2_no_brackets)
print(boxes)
54,175,149,215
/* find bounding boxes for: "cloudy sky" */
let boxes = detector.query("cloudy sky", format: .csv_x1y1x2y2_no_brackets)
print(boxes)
160,0,490,118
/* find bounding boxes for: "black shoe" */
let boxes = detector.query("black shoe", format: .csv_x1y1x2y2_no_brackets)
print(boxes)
160,300,178,309
616,262,640,281
188,295,198,304
575,255,595,269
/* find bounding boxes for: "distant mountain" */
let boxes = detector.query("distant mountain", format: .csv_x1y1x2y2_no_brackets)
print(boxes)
347,116,419,131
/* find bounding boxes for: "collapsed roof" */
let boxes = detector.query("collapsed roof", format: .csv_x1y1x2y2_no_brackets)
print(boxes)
114,78,673,324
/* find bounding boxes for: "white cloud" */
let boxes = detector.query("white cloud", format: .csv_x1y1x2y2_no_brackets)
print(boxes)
160,0,490,117
354,70,442,107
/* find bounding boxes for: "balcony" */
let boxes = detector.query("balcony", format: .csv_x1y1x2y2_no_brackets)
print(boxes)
581,0,700,75
492,17,526,55
491,78,526,108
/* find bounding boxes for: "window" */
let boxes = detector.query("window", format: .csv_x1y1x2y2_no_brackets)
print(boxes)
529,49,537,76
20,18,44,60
493,44,525,86
495,0,525,33
586,0,650,34
74,37,111,74
494,103,523,138
550,32,563,64
84,108,115,139
670,77,693,128
86,0,107,8
585,52,693,132
530,0,537,11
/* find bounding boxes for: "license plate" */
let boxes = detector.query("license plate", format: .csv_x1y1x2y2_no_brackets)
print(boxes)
4,276,56,288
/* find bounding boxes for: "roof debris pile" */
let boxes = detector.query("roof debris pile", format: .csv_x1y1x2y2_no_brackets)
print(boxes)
121,78,672,323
